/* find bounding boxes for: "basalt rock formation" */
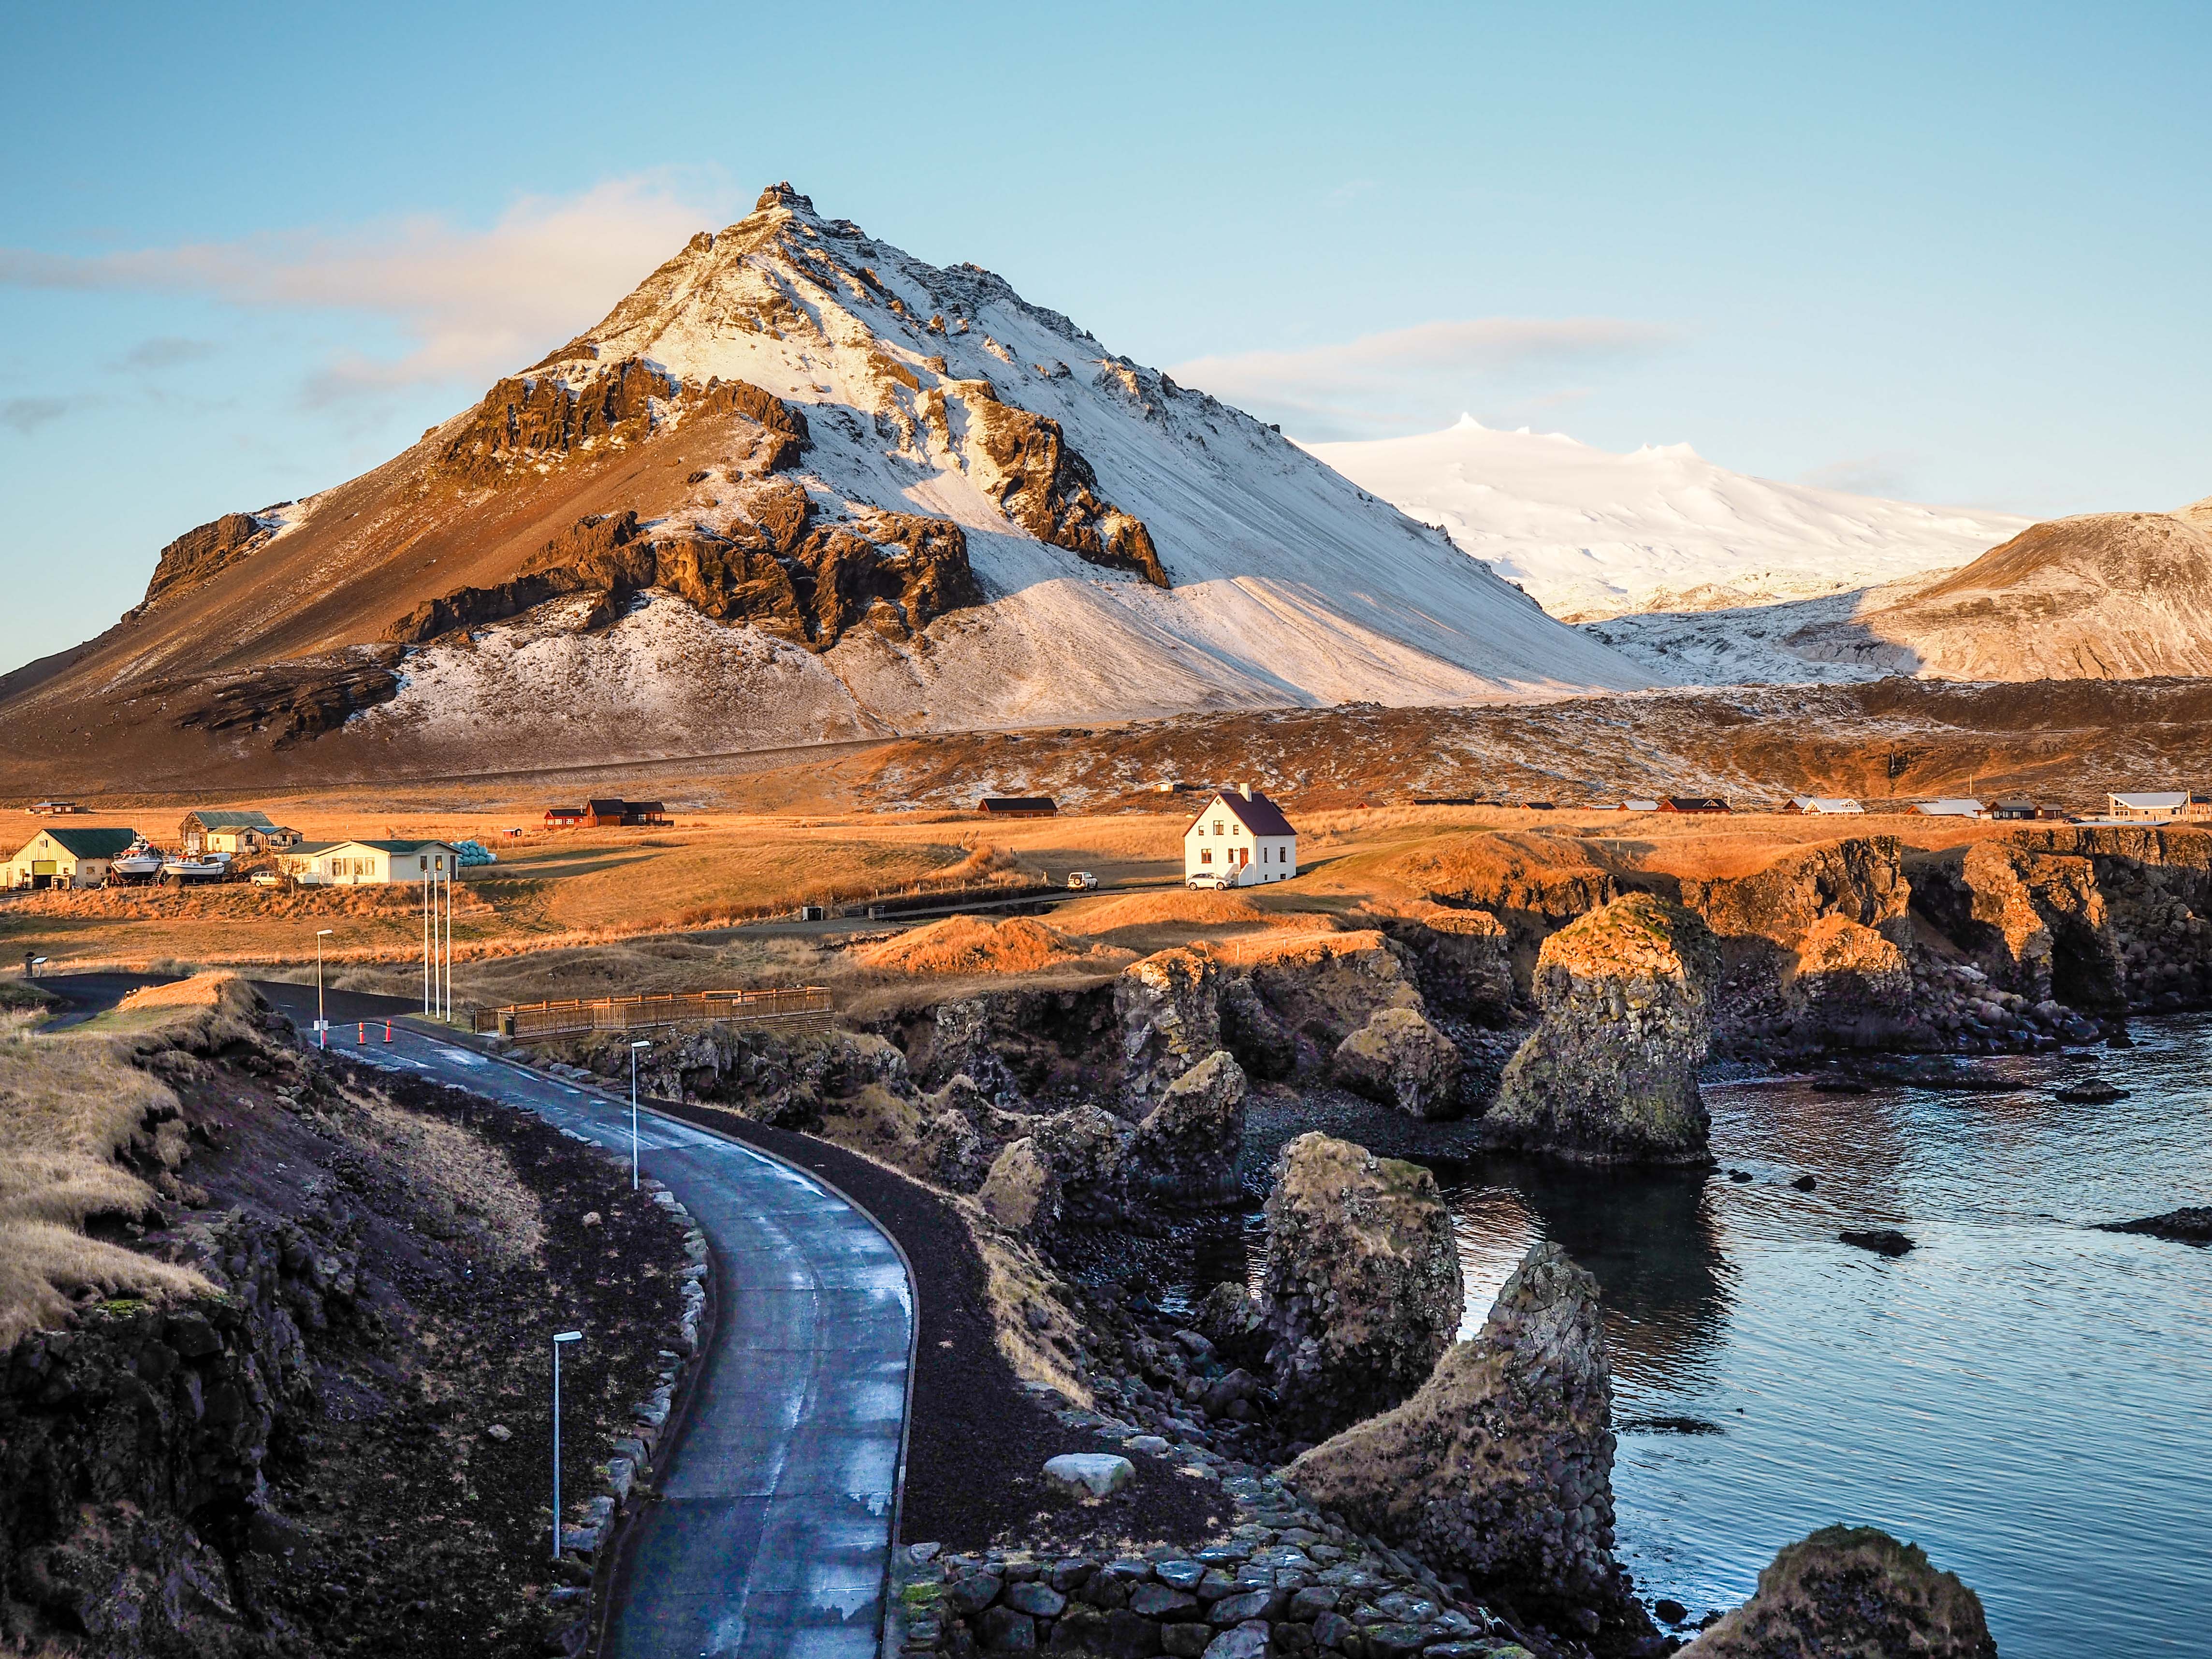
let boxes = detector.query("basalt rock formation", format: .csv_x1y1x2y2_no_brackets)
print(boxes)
386,490,981,654
1782,916,1914,1036
1677,1525,1998,1659
1682,835,1911,947
1484,893,1720,1162
1116,948,1223,1106
1245,932,1426,1058
1257,1133,1463,1441
1331,1008,1465,1119
1285,1241,1622,1612
1121,1050,1248,1205
139,508,286,610
957,391,1169,586
1913,826,2212,1011
1377,902,1516,1022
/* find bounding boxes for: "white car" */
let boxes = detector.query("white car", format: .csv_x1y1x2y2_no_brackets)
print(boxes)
1186,872,1234,891
1065,871,1098,890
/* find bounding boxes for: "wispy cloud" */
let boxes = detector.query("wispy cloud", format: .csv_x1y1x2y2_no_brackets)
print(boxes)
0,175,732,403
114,335,218,372
1799,452,1921,499
1,396,74,435
1169,317,1677,439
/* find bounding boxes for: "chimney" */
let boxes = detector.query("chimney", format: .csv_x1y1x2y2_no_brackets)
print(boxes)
1239,782,1254,800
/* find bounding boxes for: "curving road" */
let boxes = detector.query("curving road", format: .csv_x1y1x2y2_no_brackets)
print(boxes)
42,976,913,1659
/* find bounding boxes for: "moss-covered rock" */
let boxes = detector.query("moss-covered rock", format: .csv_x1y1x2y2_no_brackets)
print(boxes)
1284,1241,1618,1609
1330,1007,1464,1119
1678,1525,1998,1659
1257,1133,1462,1440
1484,893,1719,1162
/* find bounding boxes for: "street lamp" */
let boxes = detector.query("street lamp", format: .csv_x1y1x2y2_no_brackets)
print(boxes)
314,929,334,1048
629,1039,651,1191
550,1330,583,1559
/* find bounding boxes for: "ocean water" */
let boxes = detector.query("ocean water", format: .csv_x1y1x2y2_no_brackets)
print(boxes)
1435,1021,2212,1655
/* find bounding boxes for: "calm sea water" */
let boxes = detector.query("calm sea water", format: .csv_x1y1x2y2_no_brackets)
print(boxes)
1436,1020,2212,1656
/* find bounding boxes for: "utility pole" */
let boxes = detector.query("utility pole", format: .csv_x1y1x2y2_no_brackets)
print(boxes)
630,1039,651,1190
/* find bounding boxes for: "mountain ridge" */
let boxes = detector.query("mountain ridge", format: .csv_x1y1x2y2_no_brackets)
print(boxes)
0,184,1657,794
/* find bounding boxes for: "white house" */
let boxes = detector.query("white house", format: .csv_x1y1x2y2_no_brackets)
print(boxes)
278,840,459,886
1913,799,1986,818
2106,791,2212,823
1185,785,1297,887
1785,795,1865,815
5,826,139,889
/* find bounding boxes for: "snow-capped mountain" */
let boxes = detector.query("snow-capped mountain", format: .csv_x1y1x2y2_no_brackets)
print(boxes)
1306,416,2031,622
0,186,1661,790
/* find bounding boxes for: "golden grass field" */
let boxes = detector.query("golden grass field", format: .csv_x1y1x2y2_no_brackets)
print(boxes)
0,789,2034,1013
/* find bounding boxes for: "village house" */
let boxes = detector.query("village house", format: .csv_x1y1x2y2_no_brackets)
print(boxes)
1659,796,1731,815
178,808,299,856
5,825,139,889
1783,795,1865,815
978,796,1057,818
1618,799,1661,812
278,840,460,887
546,800,670,829
1185,784,1297,887
2105,791,2212,823
1988,799,2067,821
1914,799,1986,818
27,800,86,816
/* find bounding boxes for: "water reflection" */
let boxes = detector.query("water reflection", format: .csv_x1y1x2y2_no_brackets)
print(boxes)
1439,1156,1735,1399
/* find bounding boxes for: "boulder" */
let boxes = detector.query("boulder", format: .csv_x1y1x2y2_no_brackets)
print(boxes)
1284,1242,1617,1606
1043,1453,1135,1499
1330,1008,1464,1119
1118,949,1222,1104
1033,1104,1132,1224
1676,1526,1997,1659
1122,1051,1249,1205
1484,894,1720,1163
978,1138,1058,1235
1258,1133,1463,1439
2096,1205,2212,1243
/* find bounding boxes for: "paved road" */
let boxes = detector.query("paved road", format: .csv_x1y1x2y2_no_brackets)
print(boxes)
41,974,913,1659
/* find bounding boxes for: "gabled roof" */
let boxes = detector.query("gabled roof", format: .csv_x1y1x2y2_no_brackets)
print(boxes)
19,826,138,859
2110,791,2188,809
287,841,339,855
1789,795,1864,813
586,798,627,815
182,809,277,830
1914,799,1984,815
1662,796,1730,812
1189,788,1296,838
293,839,455,857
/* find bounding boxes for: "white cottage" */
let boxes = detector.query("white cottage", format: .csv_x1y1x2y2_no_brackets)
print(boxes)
1184,785,1297,887
278,840,459,886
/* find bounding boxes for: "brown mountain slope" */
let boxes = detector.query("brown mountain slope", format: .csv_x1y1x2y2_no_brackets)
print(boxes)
1857,510,2212,679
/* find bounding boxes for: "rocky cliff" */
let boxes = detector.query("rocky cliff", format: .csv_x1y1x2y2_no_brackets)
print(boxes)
1484,894,1720,1162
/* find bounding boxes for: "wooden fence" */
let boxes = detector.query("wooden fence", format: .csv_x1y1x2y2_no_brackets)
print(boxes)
475,986,832,1039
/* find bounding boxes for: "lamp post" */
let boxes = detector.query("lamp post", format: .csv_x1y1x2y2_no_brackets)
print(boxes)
314,929,333,1048
629,1039,651,1191
551,1329,583,1559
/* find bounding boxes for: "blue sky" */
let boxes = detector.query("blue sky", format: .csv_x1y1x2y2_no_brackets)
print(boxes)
3,0,2208,674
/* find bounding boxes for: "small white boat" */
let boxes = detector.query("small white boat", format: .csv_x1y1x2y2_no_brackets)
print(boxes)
162,851,232,881
110,838,165,878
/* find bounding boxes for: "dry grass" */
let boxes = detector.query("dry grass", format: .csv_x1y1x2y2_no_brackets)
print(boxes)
342,1091,544,1267
853,915,1133,977
0,977,239,1346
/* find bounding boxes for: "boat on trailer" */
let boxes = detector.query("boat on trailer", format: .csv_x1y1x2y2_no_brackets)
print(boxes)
109,837,165,881
162,851,233,882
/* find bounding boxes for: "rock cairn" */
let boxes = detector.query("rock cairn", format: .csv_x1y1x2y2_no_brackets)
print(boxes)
1678,1525,1998,1659
1484,893,1720,1162
1124,1051,1251,1205
1285,1241,1619,1609
1330,1008,1464,1120
1257,1134,1463,1441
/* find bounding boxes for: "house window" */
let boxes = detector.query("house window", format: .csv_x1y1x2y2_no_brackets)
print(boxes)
419,856,428,872
1214,821,1224,834
1201,849,1213,864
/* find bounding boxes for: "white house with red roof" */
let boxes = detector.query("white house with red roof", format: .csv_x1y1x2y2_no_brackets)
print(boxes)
1185,784,1298,888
